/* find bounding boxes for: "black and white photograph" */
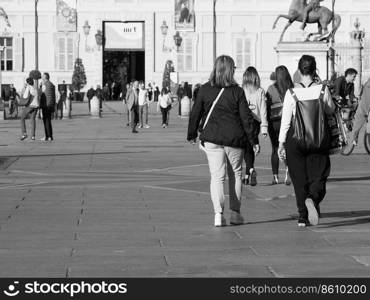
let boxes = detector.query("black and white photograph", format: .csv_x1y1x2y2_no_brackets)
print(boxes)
0,0,370,299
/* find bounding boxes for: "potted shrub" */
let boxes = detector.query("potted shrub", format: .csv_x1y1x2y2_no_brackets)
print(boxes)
71,58,87,101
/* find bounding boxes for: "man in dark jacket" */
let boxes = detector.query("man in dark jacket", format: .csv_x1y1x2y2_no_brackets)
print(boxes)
40,73,56,141
86,86,95,112
333,68,358,108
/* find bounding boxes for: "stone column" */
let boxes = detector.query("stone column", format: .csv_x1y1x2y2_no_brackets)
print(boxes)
350,19,365,97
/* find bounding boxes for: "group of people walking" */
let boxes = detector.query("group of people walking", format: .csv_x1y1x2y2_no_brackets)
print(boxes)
187,54,346,228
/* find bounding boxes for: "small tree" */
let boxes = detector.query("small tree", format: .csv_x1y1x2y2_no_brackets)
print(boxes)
71,58,87,92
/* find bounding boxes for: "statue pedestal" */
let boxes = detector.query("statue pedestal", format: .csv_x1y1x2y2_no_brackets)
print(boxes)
275,42,332,82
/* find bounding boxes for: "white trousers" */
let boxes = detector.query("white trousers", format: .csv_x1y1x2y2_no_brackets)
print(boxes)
203,142,244,214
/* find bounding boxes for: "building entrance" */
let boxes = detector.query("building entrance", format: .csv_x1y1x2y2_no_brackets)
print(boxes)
103,51,145,99
103,21,145,99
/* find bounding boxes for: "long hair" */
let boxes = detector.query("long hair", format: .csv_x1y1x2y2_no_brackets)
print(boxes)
274,65,294,100
209,55,238,88
242,66,261,92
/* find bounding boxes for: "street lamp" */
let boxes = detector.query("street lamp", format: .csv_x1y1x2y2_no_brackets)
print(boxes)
35,0,39,70
83,20,101,52
160,20,171,52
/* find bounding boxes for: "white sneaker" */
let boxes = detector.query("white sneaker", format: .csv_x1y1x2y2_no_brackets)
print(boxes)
144,124,151,128
305,198,319,226
230,211,244,225
138,125,143,129
214,213,226,227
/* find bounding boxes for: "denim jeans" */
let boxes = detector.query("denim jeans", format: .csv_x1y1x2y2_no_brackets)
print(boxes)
139,104,148,126
21,106,38,137
203,142,244,214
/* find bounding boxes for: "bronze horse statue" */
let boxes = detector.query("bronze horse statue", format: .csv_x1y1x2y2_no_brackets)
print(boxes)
273,0,341,42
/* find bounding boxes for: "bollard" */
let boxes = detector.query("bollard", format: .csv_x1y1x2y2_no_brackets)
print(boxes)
63,98,72,119
180,96,190,118
90,96,101,118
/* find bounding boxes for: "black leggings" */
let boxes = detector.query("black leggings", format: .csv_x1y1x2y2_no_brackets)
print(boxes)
268,120,280,175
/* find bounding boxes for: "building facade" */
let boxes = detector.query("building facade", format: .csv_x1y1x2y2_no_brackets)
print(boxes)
1,0,370,92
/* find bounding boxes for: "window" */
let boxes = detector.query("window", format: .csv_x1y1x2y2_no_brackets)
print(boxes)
0,37,13,71
55,34,75,71
233,35,252,70
177,36,193,72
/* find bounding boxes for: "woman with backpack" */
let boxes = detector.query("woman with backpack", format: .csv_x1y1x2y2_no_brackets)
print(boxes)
266,65,293,185
278,55,335,227
241,67,268,186
187,55,259,227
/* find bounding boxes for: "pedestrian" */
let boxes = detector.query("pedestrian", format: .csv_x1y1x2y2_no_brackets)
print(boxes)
20,77,39,141
266,65,293,185
95,85,103,116
241,66,268,186
123,82,131,126
157,88,172,128
103,83,110,101
56,80,67,119
193,83,201,103
87,86,95,113
126,80,140,133
333,68,358,111
187,55,260,227
177,82,184,116
154,86,160,102
352,77,370,145
138,81,150,128
147,82,153,102
8,84,19,117
278,55,335,227
40,72,56,141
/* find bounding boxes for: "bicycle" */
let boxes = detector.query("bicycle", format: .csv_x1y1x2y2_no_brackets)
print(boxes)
333,96,370,155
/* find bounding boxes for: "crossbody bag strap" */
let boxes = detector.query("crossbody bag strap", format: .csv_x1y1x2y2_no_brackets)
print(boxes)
289,88,299,103
202,88,225,129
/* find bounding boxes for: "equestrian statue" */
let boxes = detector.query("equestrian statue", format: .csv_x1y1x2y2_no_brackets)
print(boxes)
0,7,11,28
273,0,341,42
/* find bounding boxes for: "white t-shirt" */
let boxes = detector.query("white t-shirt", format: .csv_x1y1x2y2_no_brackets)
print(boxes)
278,84,335,144
138,89,148,106
158,94,171,109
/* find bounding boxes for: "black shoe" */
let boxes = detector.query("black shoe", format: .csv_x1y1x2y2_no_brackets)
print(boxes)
297,215,309,227
132,130,139,134
315,204,321,218
250,169,257,186
20,134,28,141
242,177,249,185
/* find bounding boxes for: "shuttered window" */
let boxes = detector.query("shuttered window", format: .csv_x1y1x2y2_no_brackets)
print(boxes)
55,34,75,71
0,37,13,71
233,36,252,70
177,36,193,72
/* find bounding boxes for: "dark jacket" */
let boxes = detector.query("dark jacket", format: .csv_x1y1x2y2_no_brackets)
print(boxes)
333,76,355,104
40,81,56,109
187,81,258,148
87,88,95,100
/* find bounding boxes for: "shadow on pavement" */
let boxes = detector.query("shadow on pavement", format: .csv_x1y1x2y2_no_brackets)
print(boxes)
329,176,370,182
317,217,370,228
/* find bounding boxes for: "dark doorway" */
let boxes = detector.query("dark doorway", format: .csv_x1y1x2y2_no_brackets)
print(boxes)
103,51,145,99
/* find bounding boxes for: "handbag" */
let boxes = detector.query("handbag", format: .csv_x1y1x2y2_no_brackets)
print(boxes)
199,88,225,151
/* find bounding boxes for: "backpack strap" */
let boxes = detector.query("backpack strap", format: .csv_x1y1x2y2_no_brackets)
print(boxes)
318,84,326,101
289,88,300,103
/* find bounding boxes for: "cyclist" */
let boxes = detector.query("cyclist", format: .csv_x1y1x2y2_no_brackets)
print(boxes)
352,78,370,145
333,68,358,108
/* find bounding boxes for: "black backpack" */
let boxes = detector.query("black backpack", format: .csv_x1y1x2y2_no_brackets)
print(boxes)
289,84,330,153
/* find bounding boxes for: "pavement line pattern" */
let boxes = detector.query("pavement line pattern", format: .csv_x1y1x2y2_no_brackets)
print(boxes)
0,182,48,190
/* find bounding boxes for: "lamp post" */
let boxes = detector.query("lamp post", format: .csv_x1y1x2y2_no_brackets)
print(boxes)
350,18,365,96
160,20,170,52
173,31,183,83
0,46,4,119
83,20,91,52
213,0,217,63
35,0,39,70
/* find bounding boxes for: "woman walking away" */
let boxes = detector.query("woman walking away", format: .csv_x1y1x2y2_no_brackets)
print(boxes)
20,78,40,141
278,55,335,227
266,65,293,185
187,55,260,227
242,67,268,186
157,88,172,128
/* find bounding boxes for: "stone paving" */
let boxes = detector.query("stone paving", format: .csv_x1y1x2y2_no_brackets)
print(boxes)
0,101,370,277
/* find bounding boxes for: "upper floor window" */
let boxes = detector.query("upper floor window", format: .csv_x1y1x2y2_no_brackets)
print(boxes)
177,35,194,72
233,35,252,70
55,34,75,71
0,37,13,71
